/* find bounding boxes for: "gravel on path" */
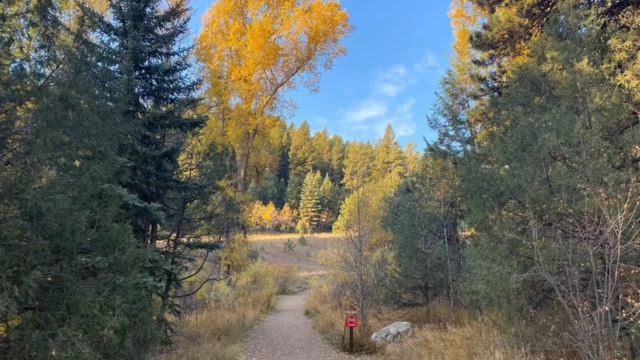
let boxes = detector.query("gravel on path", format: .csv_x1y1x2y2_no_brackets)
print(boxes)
244,290,352,360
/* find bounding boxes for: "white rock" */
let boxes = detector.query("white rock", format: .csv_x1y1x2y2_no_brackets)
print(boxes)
370,321,414,344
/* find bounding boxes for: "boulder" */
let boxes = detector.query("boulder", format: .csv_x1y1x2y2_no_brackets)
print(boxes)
370,321,414,344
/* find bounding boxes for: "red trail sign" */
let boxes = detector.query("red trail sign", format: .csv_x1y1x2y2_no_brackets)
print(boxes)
345,315,358,328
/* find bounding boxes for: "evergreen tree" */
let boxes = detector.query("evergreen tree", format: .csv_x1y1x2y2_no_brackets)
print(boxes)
342,141,374,190
297,171,322,233
288,121,316,196
264,171,286,208
277,124,292,183
372,124,405,182
98,0,208,339
319,173,337,231
320,173,335,211
102,0,205,245
286,172,301,209
403,141,420,173
329,133,345,185
439,2,640,356
385,153,461,320
247,179,264,202
311,127,331,175
0,6,161,356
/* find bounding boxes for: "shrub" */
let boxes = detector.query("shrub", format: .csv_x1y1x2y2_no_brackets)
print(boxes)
283,239,296,253
298,235,308,246
248,248,260,262
158,262,284,360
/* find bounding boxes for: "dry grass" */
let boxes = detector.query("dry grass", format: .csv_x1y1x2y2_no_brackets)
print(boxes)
249,233,342,274
248,232,339,241
156,262,300,360
379,324,541,360
155,306,258,360
305,283,540,360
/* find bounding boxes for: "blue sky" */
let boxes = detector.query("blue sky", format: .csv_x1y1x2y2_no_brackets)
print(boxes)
190,1,453,147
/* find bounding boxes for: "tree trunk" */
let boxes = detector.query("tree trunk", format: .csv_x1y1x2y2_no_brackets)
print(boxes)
441,199,455,323
235,127,258,192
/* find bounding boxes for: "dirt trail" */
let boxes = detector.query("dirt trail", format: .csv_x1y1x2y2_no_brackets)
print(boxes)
244,290,351,360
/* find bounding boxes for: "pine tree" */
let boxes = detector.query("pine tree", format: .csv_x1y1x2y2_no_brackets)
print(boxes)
342,141,374,190
286,172,301,209
297,171,322,233
0,6,162,356
320,173,335,211
385,153,461,320
102,0,205,245
329,133,346,185
403,141,420,173
372,124,405,182
311,127,332,175
277,125,292,184
288,121,316,191
98,0,208,339
319,173,337,231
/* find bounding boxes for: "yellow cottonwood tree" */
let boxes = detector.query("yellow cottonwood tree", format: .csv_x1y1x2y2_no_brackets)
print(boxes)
195,0,353,191
448,0,484,80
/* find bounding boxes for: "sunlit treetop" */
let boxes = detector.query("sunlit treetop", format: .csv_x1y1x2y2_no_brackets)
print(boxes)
195,0,354,118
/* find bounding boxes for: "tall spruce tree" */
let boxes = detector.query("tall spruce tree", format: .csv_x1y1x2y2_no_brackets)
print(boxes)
372,124,405,182
319,173,337,231
297,171,322,233
287,121,315,207
329,133,345,185
97,0,208,339
311,127,331,175
385,152,461,321
0,4,163,356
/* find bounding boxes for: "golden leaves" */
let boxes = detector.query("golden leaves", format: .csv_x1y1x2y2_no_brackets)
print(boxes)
448,0,485,77
195,0,353,154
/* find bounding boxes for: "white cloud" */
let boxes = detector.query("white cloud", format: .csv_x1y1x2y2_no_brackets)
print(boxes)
340,50,437,138
374,65,413,98
413,52,439,73
309,117,329,133
377,98,416,137
343,99,388,123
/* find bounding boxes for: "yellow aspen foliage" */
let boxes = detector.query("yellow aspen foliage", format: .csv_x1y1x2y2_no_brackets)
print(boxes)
449,0,530,77
59,0,109,28
250,201,266,229
488,4,531,70
262,201,278,231
195,0,353,190
448,0,485,78
279,203,298,231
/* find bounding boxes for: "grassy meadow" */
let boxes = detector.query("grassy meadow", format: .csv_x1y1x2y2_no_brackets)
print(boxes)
248,233,339,274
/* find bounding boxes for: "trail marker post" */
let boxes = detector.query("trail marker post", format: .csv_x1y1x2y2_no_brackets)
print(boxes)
343,306,358,353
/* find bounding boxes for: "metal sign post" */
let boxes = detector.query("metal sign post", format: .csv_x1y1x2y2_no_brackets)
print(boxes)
343,307,358,353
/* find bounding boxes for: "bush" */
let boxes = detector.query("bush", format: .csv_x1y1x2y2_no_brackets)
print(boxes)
298,235,308,246
248,248,260,262
158,262,296,360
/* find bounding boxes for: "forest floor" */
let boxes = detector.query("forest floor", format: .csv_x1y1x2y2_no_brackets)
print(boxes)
243,290,353,360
